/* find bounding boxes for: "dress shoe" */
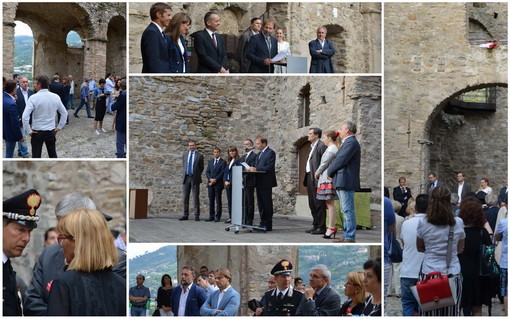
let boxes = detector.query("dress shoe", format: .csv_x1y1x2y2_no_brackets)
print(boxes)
311,229,326,235
204,217,215,222
178,216,188,221
305,227,315,233
224,219,231,224
87,116,94,118
195,216,200,221
214,218,221,222
73,113,79,118
335,238,356,243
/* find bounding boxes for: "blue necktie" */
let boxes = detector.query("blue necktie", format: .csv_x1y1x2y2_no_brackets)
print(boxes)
187,152,194,175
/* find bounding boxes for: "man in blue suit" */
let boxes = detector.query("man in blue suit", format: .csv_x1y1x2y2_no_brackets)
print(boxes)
200,268,240,316
309,27,336,73
3,81,24,158
140,2,172,73
498,177,507,207
327,121,361,242
205,147,227,222
172,266,207,316
249,136,277,231
194,12,228,73
247,19,278,73
15,77,33,157
111,79,126,158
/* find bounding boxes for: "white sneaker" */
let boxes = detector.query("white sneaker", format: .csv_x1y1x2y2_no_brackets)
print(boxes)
95,130,100,135
101,128,108,133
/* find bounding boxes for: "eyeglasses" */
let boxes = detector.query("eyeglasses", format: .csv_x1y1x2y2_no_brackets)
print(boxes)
57,234,73,246
344,282,358,287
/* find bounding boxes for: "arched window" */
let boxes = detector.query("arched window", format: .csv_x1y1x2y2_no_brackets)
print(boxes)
66,30,83,48
14,20,34,80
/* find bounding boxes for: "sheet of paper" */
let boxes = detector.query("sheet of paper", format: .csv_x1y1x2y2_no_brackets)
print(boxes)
271,49,290,63
241,162,250,169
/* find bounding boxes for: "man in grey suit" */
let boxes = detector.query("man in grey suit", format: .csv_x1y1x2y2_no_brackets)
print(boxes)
304,128,328,235
296,264,341,316
451,172,472,205
236,17,262,73
426,172,443,194
327,121,361,243
181,140,205,221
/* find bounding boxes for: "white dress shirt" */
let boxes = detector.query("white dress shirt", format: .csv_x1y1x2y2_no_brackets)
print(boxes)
178,283,193,316
216,285,231,309
22,89,68,134
306,140,319,173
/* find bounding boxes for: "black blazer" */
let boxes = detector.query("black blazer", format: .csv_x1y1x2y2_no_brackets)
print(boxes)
206,157,227,184
296,285,341,316
193,29,227,73
255,147,277,189
168,35,189,73
498,186,507,205
303,140,327,187
241,151,257,187
182,151,205,184
246,33,278,73
16,87,34,118
393,186,412,205
141,22,171,73
450,182,472,201
49,82,65,104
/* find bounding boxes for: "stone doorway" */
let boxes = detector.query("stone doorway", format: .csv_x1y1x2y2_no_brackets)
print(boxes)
423,84,508,192
324,24,346,73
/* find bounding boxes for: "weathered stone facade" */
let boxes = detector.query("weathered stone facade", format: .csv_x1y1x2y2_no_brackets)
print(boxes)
129,2,381,73
129,76,381,224
3,2,126,82
177,245,381,316
384,2,508,193
3,161,126,286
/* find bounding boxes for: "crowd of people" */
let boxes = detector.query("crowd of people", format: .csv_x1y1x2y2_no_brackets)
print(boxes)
130,258,381,316
3,190,127,316
178,121,361,239
141,2,336,74
3,72,126,158
384,172,508,316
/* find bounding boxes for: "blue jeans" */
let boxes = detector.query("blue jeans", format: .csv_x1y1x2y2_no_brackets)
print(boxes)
17,128,29,157
74,98,91,117
130,306,146,316
400,277,419,316
116,131,126,158
5,140,16,158
67,93,74,108
337,190,356,240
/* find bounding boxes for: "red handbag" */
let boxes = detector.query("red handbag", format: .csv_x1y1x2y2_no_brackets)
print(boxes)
411,272,456,312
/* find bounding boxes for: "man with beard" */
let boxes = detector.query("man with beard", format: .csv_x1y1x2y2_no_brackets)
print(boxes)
171,266,207,316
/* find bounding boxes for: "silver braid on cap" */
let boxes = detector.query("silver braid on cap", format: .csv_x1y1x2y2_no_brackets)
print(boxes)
3,212,40,221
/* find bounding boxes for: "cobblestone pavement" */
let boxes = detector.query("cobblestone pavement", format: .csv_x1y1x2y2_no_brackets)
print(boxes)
385,295,505,316
5,107,118,158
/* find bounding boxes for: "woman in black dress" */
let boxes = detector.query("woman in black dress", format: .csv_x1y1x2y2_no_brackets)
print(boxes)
93,78,108,135
47,209,125,315
458,199,493,316
156,274,173,316
361,258,381,316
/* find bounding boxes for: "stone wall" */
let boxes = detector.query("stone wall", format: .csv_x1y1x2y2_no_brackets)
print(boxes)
129,76,381,220
384,2,508,194
128,2,381,73
3,2,126,80
3,161,127,286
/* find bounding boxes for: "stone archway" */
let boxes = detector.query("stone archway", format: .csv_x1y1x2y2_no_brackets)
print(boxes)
324,24,346,73
423,83,508,191
106,15,127,76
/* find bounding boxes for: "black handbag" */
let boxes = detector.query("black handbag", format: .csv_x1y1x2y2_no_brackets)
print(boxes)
479,230,501,277
389,232,403,263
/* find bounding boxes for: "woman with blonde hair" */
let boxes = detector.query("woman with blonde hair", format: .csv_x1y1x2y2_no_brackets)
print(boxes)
165,12,191,73
339,271,367,316
47,209,126,315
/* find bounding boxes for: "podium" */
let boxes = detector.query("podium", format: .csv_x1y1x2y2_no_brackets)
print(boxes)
225,166,266,234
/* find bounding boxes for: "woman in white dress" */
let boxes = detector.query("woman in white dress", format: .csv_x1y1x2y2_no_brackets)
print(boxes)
274,28,290,74
314,130,340,239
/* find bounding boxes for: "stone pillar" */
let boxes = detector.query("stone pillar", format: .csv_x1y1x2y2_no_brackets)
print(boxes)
177,246,298,316
33,32,69,78
83,38,107,80
3,3,17,78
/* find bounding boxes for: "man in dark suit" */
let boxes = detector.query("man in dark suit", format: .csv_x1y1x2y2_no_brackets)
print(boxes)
247,19,278,73
259,260,305,316
249,136,277,231
181,140,205,221
296,264,341,316
111,79,126,158
393,177,412,217
451,172,471,205
3,189,42,316
3,81,24,158
48,75,68,125
140,2,172,73
241,139,257,225
15,77,33,158
426,172,443,194
498,177,507,207
309,27,336,73
327,121,361,243
194,12,228,73
205,147,227,222
171,266,207,316
236,17,261,73
304,128,328,234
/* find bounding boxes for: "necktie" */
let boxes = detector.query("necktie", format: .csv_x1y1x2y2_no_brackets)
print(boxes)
266,37,271,52
212,33,217,48
313,292,318,300
278,291,284,301
214,159,218,167
401,187,404,193
187,152,194,175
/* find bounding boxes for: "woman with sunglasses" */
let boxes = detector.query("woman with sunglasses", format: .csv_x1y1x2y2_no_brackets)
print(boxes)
47,209,125,315
339,271,367,316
